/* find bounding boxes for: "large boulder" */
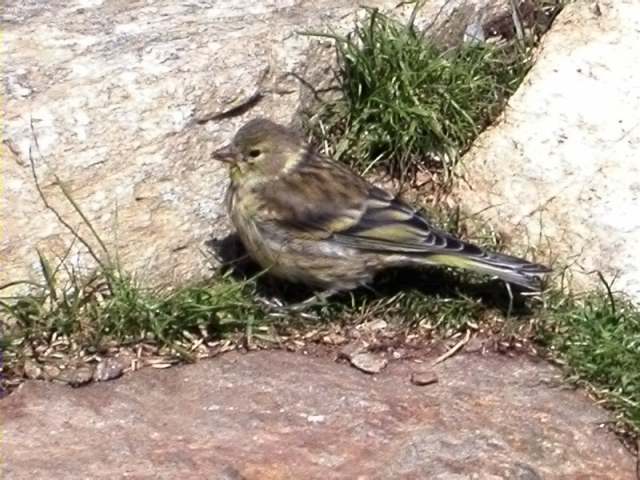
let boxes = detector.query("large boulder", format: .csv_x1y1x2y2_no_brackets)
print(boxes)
456,0,640,298
3,0,513,290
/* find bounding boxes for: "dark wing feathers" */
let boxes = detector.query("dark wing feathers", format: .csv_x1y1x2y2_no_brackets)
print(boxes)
335,194,482,255
256,159,368,238
255,154,481,257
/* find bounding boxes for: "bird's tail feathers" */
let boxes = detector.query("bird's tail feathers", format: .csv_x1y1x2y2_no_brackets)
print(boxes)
424,251,550,290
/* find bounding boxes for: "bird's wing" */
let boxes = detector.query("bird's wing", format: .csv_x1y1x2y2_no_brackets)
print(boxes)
253,158,370,240
254,157,481,256
332,188,481,255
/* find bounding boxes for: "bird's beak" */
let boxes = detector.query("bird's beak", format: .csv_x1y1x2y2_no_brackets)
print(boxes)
212,144,241,164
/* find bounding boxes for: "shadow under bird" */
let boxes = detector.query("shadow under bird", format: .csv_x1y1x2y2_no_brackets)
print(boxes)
213,118,550,294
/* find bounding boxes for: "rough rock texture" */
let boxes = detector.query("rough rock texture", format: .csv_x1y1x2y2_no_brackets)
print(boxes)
456,0,640,297
2,0,510,290
1,351,634,478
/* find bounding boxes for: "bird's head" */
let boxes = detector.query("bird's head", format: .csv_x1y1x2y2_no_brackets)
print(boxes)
212,118,303,184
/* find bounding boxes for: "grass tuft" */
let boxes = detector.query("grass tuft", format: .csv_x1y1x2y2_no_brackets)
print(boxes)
538,287,640,434
306,7,533,180
0,261,264,360
0,141,268,385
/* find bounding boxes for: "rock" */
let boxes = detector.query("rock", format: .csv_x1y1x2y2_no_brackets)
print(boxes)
42,364,61,380
321,332,348,345
349,352,388,374
465,334,487,353
338,339,367,359
2,0,520,292
360,319,388,331
455,0,640,298
56,365,95,387
22,360,42,380
92,357,125,382
410,367,439,386
0,351,634,478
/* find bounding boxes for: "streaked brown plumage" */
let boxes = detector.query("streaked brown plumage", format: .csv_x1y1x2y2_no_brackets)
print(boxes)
213,118,550,292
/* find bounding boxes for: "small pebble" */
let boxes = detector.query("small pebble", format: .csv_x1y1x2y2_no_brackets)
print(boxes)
410,369,438,386
93,357,125,382
465,336,485,353
306,414,326,424
350,352,388,374
43,364,61,379
57,365,94,387
23,360,42,380
392,348,406,360
364,319,387,331
338,340,367,360
322,332,347,345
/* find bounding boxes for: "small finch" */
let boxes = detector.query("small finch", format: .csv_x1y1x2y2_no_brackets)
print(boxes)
213,118,550,293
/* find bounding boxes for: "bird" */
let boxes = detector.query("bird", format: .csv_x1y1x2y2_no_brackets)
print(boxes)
212,118,550,295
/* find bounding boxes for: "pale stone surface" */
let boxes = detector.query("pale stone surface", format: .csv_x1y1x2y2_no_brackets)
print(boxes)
456,0,640,297
3,0,358,289
1,351,635,478
2,0,513,290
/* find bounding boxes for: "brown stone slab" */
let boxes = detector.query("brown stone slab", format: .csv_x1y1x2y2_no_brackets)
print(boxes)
1,351,634,479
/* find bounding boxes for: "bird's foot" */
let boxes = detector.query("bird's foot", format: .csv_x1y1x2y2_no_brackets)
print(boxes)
259,289,337,314
286,291,333,312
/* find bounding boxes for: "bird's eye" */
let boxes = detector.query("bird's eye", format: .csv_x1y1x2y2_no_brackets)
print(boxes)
248,148,261,158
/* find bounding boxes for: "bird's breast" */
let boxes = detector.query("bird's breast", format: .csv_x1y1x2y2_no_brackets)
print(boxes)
227,184,278,268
